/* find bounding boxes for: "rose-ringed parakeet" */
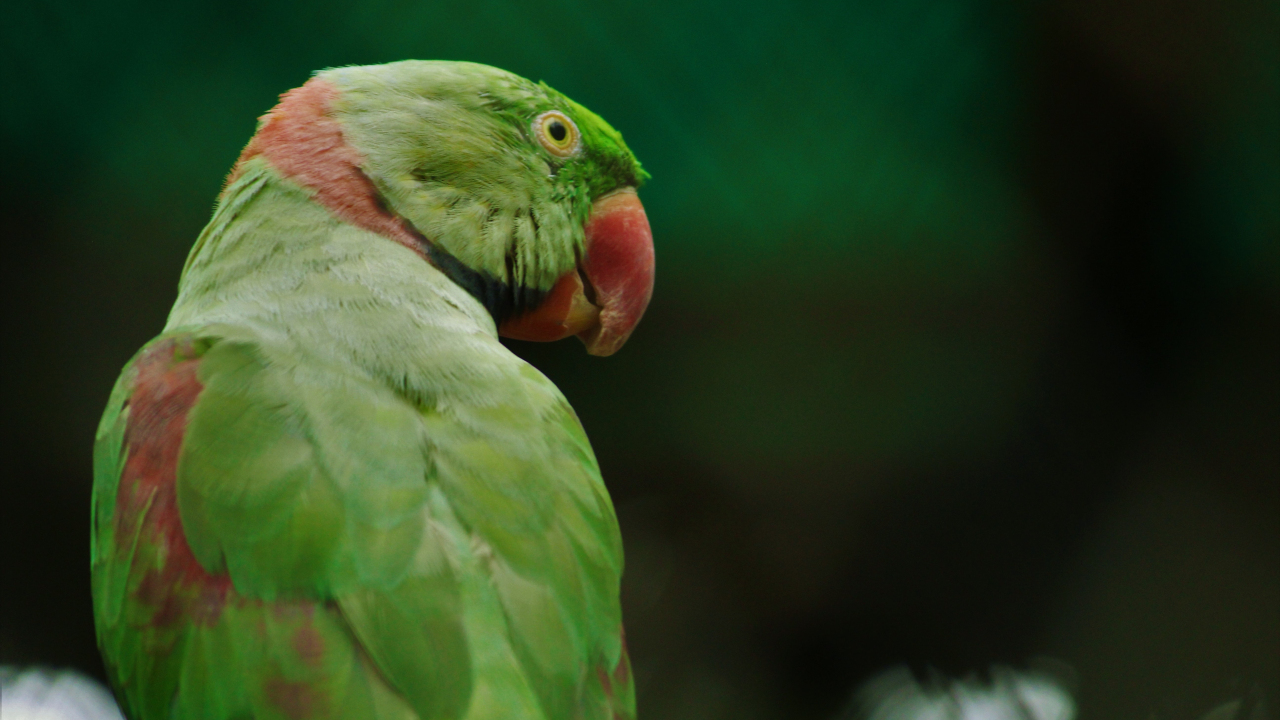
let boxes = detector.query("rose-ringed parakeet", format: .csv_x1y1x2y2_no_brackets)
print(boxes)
90,60,654,720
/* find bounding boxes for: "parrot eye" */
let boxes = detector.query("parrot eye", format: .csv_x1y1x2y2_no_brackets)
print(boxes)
533,111,581,157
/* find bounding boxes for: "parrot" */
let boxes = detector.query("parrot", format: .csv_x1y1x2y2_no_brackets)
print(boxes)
89,60,654,720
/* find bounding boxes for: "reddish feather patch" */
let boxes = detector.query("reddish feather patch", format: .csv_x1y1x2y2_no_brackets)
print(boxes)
266,678,323,720
293,624,326,668
116,339,340,714
117,336,232,628
226,78,428,260
596,625,635,720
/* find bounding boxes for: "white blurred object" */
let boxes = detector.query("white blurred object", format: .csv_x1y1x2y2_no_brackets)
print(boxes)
0,668,124,720
850,665,1076,720
1199,692,1270,720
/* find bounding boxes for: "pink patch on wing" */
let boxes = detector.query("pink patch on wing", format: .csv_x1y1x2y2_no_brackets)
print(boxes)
117,336,232,628
226,77,427,259
293,624,326,668
266,678,323,720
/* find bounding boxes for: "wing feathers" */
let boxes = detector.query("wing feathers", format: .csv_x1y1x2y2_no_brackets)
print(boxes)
92,327,632,719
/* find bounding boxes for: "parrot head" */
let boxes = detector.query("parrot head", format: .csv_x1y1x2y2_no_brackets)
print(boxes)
228,60,653,356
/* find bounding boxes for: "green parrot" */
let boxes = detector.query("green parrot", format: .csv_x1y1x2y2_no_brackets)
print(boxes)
90,60,654,720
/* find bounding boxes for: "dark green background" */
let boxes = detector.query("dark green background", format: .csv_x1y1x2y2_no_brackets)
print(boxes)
3,0,1277,717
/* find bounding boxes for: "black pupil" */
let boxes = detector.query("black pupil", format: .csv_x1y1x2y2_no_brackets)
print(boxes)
548,120,567,142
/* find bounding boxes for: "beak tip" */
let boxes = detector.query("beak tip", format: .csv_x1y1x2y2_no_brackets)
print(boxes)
579,332,622,357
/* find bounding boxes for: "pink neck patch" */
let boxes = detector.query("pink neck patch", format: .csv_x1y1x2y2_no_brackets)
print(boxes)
227,78,427,258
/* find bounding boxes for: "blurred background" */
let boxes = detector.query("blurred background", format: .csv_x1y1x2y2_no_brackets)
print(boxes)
2,0,1276,718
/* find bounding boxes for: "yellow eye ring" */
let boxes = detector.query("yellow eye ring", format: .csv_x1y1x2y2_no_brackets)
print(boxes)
533,110,581,157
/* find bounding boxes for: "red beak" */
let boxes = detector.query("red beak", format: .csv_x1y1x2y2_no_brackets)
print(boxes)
500,188,654,356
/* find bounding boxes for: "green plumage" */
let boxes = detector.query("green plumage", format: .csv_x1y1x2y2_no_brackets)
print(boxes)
325,61,645,295
92,61,642,719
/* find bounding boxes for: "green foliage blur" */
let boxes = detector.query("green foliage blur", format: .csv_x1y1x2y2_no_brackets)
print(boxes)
3,0,1276,718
